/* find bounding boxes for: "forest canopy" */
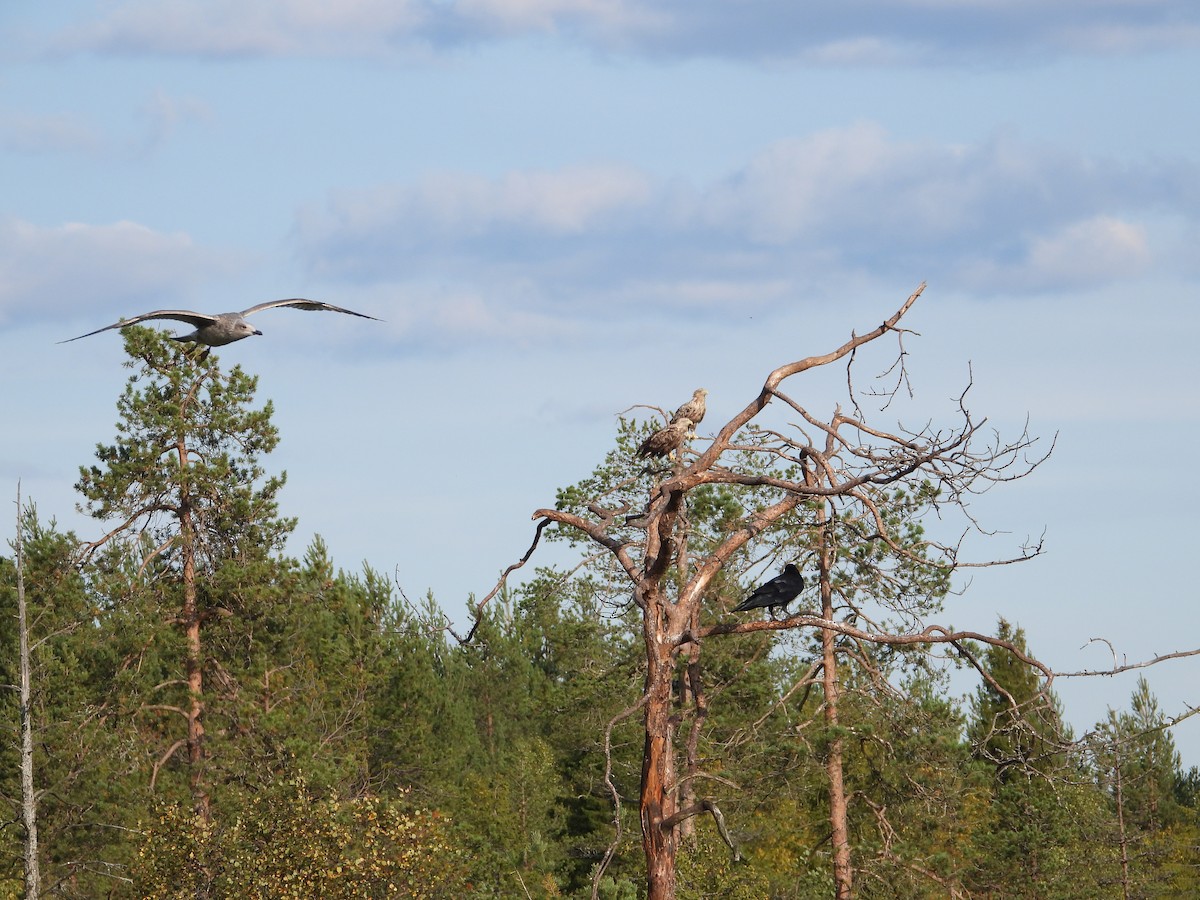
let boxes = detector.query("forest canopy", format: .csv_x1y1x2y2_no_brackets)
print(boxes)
3,308,1198,898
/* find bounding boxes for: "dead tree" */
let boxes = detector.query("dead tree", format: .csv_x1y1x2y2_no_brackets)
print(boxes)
480,284,1055,898
15,484,43,897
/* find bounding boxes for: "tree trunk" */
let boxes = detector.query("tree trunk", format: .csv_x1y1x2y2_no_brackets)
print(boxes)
1112,744,1132,900
179,493,208,819
16,486,42,897
641,601,678,900
677,642,703,845
819,503,853,898
677,529,699,847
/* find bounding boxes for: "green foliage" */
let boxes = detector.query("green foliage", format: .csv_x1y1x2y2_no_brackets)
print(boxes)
7,504,1200,899
827,482,953,627
676,828,771,899
75,327,294,561
8,337,1200,900
967,619,1069,775
454,737,566,896
963,621,1118,897
552,418,812,600
1092,677,1200,897
0,508,152,895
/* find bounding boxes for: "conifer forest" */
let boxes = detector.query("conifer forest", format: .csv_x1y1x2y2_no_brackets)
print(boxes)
4,290,1199,899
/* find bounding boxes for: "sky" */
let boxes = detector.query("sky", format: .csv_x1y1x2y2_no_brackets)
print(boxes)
2,1,1199,759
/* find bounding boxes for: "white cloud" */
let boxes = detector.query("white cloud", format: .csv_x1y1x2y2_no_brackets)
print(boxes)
452,0,661,34
0,219,246,326
409,288,578,344
1026,216,1151,282
297,127,1194,307
54,0,429,58
603,277,797,312
417,165,653,233
295,163,653,281
1054,20,1200,54
45,0,1200,60
955,216,1151,291
803,36,924,66
696,124,916,243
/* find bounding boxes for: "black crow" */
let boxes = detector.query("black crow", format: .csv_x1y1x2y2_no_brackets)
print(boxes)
733,564,806,618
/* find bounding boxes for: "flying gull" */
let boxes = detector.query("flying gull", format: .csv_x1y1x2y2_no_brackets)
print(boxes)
733,564,806,619
60,298,380,347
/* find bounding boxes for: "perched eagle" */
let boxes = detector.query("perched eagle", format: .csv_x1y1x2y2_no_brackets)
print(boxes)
61,298,380,347
637,418,692,459
733,564,806,618
671,388,708,428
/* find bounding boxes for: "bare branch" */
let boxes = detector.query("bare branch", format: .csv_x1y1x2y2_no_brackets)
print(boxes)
1058,645,1200,679
591,690,652,900
462,517,554,643
695,616,1055,681
149,739,186,791
690,283,926,472
478,285,1109,899
661,800,741,861
950,639,1019,712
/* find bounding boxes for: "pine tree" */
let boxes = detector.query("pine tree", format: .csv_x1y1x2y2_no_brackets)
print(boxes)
0,507,131,894
509,287,1054,898
968,619,1064,777
965,621,1114,897
75,328,293,818
1095,677,1200,897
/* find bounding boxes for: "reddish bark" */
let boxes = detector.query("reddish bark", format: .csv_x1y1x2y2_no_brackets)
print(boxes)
499,285,1052,897
177,449,209,819
641,630,678,900
820,510,853,898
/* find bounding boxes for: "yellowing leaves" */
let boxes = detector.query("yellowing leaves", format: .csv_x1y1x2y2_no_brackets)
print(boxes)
132,778,466,898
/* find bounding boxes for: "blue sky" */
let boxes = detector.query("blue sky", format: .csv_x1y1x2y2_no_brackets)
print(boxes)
3,1,1199,758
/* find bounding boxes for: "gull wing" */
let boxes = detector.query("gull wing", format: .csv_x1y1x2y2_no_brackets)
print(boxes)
59,310,220,344
239,298,381,320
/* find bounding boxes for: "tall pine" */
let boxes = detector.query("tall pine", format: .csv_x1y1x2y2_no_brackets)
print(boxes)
75,328,293,817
